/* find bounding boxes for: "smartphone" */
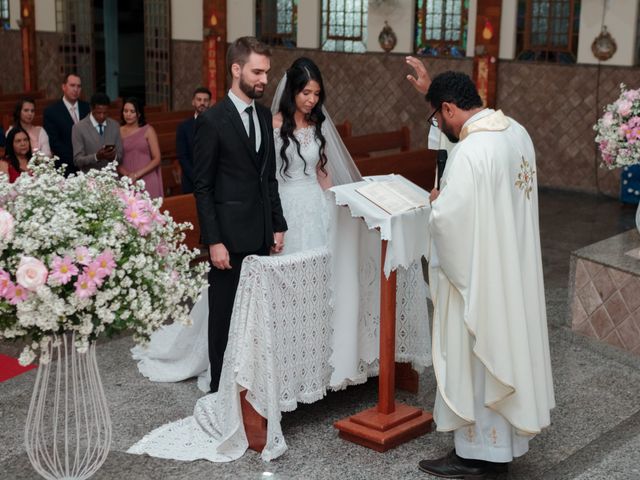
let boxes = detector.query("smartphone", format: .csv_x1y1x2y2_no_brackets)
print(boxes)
104,144,115,151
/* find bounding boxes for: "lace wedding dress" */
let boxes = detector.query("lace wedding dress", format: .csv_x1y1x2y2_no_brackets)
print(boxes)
274,125,330,254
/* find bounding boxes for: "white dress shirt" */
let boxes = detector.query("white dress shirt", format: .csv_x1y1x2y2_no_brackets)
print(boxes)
62,97,80,123
228,90,261,152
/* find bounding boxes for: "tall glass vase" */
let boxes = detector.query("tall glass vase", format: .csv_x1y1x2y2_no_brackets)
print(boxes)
24,332,111,480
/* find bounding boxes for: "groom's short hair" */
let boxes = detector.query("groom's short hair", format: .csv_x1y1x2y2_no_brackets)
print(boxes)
226,37,272,75
425,71,483,111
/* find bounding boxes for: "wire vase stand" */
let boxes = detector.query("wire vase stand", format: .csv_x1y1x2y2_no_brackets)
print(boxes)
24,332,112,480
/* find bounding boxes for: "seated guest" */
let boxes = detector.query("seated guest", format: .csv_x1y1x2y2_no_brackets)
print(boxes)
71,92,123,173
176,87,211,193
43,73,90,176
119,97,163,198
7,97,51,156
1,126,33,182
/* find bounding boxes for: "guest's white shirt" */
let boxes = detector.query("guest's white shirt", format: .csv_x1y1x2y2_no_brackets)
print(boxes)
228,90,261,152
89,113,106,135
63,97,80,123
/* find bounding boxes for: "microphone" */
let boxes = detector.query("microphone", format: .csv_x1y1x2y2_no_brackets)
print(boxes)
436,149,448,189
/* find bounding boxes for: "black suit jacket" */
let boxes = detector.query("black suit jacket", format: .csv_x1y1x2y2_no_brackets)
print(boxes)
193,95,287,253
43,98,90,175
176,116,195,193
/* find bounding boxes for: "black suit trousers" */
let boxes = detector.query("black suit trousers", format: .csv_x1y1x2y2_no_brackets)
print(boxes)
208,243,270,392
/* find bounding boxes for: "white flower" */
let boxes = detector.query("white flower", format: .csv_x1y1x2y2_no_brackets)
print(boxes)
16,256,49,291
0,209,15,241
18,347,36,366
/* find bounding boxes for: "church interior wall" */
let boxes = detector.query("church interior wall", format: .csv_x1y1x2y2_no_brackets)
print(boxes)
171,40,203,111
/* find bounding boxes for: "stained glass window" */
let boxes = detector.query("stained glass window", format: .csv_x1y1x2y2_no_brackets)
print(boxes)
257,0,297,47
516,0,580,63
1,0,9,29
321,0,368,53
415,0,468,57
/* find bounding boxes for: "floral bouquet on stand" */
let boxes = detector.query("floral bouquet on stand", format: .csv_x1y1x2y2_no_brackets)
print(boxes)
594,83,640,205
0,153,208,480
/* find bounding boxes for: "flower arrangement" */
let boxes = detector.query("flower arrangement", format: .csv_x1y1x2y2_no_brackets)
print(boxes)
0,154,208,365
595,83,640,169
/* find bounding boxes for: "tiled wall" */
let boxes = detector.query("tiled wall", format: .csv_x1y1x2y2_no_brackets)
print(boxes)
0,31,24,93
36,32,65,99
570,257,640,355
171,40,202,111
497,61,640,198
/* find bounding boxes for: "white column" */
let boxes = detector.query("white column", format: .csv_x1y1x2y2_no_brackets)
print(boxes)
498,0,517,59
466,0,477,57
171,0,203,41
227,0,256,42
35,0,57,32
577,0,638,66
8,0,20,29
298,0,321,49
367,0,414,53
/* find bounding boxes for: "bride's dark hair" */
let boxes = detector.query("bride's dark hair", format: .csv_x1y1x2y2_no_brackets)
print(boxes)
277,57,327,177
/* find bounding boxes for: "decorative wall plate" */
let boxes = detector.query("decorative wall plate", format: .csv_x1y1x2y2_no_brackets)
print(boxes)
591,26,617,61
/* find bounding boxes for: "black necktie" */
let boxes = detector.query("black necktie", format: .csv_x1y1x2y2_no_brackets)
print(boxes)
245,106,256,152
98,124,104,136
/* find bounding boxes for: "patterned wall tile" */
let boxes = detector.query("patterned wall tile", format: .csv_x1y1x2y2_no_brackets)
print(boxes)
171,40,203,111
0,31,24,93
571,257,640,356
36,32,65,98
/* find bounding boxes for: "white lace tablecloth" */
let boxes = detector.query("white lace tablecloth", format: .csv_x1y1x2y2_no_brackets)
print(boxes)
129,243,430,461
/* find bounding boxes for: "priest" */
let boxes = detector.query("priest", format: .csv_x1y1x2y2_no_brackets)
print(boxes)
411,68,556,478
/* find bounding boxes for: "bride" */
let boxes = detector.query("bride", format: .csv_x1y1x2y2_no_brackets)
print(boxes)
131,57,362,390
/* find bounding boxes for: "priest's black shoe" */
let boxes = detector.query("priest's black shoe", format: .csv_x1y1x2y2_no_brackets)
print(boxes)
418,449,507,479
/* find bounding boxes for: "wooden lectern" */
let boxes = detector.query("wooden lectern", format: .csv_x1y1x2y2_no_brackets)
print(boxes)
333,240,432,452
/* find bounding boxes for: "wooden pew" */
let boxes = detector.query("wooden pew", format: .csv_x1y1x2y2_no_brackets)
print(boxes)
160,193,201,252
355,148,436,191
336,120,352,139
162,160,182,197
343,126,411,159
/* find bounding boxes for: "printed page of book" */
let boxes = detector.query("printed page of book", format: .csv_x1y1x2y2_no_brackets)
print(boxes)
355,181,416,215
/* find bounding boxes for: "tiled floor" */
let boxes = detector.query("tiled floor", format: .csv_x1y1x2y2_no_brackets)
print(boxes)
1,189,640,480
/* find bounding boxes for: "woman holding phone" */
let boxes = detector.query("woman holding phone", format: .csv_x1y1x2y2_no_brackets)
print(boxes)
119,97,163,198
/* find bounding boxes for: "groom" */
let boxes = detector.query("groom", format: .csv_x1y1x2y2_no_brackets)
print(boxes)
193,36,287,393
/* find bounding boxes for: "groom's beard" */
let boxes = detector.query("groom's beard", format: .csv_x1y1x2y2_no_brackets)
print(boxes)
239,75,265,99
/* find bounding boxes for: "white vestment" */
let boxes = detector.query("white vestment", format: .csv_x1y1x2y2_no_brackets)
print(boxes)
428,109,555,461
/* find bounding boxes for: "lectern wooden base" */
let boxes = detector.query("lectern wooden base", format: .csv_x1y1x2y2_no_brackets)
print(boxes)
335,403,433,452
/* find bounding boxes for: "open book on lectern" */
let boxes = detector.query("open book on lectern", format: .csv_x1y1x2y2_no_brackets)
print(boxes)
355,177,429,215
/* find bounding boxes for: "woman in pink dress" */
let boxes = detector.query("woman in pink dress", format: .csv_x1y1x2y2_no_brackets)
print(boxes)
118,97,163,198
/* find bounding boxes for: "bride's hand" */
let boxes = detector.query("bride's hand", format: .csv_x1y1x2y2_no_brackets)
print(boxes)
405,56,431,95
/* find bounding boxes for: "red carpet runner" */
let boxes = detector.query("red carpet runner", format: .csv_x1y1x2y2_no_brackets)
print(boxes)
0,353,37,382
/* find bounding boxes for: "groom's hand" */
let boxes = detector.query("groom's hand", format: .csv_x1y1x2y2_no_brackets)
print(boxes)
210,243,231,269
272,231,285,254
405,56,431,95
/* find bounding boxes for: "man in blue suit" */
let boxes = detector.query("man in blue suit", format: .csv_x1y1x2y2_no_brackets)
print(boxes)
43,73,90,176
176,87,211,193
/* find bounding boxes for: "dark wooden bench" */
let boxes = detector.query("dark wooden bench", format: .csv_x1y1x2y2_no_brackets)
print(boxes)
160,193,201,251
343,126,411,159
355,148,436,191
161,160,182,197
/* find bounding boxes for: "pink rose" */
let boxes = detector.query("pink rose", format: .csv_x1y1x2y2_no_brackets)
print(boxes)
16,256,48,291
0,209,15,241
624,89,640,102
616,100,633,117
602,112,614,128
